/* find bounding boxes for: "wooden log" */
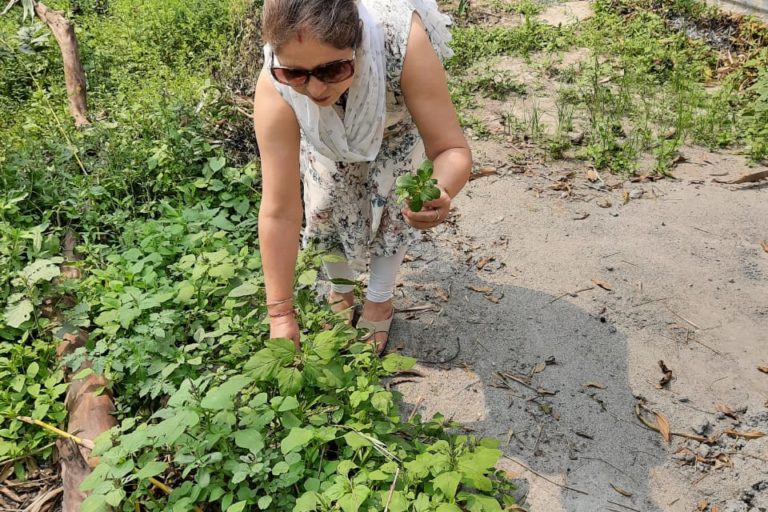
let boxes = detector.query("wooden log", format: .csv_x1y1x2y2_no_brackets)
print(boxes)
55,231,116,510
33,2,89,127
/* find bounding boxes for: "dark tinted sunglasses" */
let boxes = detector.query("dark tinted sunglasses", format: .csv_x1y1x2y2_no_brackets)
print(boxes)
270,49,356,87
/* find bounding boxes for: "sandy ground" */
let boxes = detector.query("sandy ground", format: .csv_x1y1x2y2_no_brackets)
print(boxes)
383,4,768,510
392,145,767,511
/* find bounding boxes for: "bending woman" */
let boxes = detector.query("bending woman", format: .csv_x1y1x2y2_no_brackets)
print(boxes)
254,0,472,352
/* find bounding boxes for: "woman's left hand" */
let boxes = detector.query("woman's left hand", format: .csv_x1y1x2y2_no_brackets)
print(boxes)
402,186,451,230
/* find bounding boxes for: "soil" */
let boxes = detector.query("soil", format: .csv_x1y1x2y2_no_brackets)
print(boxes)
385,3,768,511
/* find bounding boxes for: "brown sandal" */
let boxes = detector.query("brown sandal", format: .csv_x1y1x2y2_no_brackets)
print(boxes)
357,308,394,355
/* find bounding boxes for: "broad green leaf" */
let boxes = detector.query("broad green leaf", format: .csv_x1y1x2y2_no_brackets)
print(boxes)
136,461,168,479
228,282,259,298
272,461,290,475
117,306,140,329
200,375,252,410
294,492,319,511
72,368,94,380
26,362,39,379
176,282,196,303
276,396,299,412
280,427,314,454
257,496,273,510
80,494,108,512
337,485,370,512
436,504,463,512
433,471,461,500
276,367,303,396
267,337,296,363
211,214,236,231
381,354,416,373
312,330,343,360
234,429,265,455
297,269,318,287
151,410,199,445
209,262,235,279
458,446,501,472
343,431,372,450
461,494,503,512
209,156,226,172
379,490,408,512
370,391,392,414
245,349,282,380
4,299,33,328
227,501,246,512
22,258,62,285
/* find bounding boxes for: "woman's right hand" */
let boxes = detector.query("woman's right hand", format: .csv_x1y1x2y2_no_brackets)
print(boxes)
270,315,301,348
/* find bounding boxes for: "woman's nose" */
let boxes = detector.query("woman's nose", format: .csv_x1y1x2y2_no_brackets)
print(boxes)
305,76,328,97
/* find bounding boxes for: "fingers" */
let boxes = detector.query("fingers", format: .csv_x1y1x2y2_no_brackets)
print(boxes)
402,203,449,230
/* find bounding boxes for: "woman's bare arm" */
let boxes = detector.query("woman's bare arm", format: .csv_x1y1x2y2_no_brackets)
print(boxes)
253,67,303,340
401,14,472,206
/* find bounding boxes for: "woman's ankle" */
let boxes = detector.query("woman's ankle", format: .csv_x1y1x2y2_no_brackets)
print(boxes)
362,298,393,321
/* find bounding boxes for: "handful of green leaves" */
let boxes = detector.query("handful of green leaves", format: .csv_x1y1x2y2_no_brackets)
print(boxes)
395,160,441,212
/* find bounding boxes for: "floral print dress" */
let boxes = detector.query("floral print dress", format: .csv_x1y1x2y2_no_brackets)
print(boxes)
299,0,431,271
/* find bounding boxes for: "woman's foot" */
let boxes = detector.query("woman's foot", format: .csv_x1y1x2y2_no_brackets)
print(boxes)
358,299,394,354
328,290,355,325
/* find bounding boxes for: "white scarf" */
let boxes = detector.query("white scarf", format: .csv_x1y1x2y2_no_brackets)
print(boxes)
263,0,454,163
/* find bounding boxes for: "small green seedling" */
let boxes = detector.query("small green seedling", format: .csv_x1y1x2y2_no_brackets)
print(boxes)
396,160,441,212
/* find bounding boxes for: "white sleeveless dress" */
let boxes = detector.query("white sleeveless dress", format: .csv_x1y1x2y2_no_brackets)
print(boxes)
279,0,452,271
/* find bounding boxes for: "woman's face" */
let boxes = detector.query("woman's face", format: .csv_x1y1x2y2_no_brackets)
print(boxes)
274,34,355,107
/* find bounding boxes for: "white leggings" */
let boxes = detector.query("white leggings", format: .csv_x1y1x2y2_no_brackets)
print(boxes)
323,247,407,303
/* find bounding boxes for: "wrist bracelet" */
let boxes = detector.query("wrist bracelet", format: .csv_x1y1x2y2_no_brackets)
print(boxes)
268,309,296,319
266,297,293,308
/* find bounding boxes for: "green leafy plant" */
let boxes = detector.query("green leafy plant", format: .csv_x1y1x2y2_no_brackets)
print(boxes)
395,161,441,213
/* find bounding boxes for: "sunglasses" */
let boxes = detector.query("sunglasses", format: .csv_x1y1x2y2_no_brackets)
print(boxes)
270,49,356,87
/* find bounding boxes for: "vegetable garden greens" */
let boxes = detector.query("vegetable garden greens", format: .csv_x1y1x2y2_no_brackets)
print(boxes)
0,0,517,510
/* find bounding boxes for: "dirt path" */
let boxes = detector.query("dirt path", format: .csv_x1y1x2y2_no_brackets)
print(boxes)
393,144,767,511
386,3,768,510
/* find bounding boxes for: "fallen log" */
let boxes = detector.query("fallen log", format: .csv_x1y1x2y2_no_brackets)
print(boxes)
56,231,116,511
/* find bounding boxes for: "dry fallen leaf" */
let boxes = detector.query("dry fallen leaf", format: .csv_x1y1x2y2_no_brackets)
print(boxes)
697,499,709,511
655,412,671,444
610,483,633,497
466,285,494,294
713,454,732,470
586,169,600,182
485,295,501,304
657,360,673,389
476,257,494,270
730,169,768,184
591,278,612,291
758,365,768,374
715,403,737,419
532,362,547,374
572,212,590,220
762,241,768,254
584,382,607,389
623,191,630,204
597,199,612,208
712,506,721,512
470,167,498,181
434,287,450,302
724,429,765,440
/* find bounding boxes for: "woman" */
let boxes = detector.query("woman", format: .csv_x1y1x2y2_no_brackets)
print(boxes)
254,0,472,351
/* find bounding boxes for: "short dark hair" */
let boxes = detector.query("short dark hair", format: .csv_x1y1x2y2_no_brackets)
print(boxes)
263,0,362,52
